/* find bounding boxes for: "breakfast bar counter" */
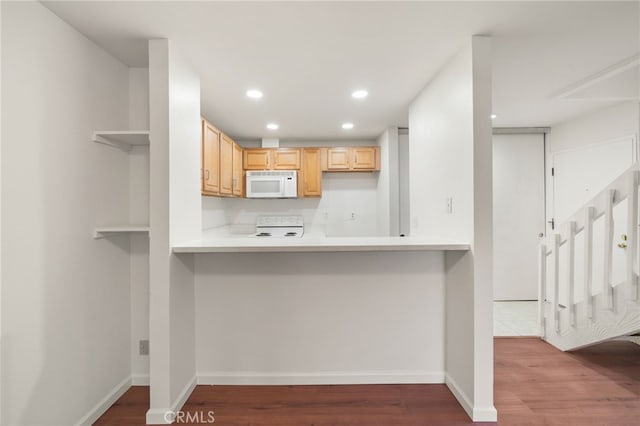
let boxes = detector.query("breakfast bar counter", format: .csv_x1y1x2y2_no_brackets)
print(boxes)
172,227,470,253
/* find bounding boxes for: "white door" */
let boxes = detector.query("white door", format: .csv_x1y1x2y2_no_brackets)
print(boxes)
552,136,636,295
493,134,545,300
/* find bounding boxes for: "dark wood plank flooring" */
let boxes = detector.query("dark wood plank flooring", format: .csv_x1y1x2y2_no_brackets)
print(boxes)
94,338,640,425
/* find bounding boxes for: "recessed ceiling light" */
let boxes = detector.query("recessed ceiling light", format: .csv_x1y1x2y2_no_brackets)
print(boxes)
246,89,263,99
266,123,279,130
342,122,354,130
491,114,497,119
351,90,368,99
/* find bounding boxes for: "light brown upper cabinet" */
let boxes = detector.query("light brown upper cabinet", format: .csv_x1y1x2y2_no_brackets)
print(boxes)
301,148,322,197
243,148,301,170
243,149,271,170
273,149,301,170
219,133,234,195
351,147,380,170
201,117,243,198
326,148,351,170
232,143,243,196
202,119,220,195
325,147,380,172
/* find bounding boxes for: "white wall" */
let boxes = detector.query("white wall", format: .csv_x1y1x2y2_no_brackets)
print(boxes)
545,101,640,230
408,52,474,240
147,39,200,424
195,252,445,384
547,101,639,153
376,127,400,236
1,2,132,424
408,36,495,421
398,130,410,236
128,68,151,381
493,134,545,301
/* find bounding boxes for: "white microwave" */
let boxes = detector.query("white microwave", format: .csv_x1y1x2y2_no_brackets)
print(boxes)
245,170,298,198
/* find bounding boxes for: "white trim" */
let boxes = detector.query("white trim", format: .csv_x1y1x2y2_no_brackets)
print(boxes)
472,405,498,422
131,374,150,386
197,370,444,385
552,54,640,99
445,374,473,420
145,376,197,425
445,373,497,421
74,376,131,426
550,133,638,160
173,376,197,415
146,408,173,425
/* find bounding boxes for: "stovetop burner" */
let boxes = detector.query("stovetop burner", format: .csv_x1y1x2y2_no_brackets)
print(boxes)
254,215,304,238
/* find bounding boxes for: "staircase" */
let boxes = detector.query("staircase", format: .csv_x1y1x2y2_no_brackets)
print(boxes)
539,165,640,351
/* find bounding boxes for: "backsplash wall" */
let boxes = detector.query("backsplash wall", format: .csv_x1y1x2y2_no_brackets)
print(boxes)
201,172,381,236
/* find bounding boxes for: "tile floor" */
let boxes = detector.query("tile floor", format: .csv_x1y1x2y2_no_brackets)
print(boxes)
493,301,540,336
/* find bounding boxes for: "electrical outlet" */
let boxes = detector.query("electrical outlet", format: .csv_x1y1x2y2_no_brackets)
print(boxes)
139,339,149,356
350,212,356,220
446,197,453,214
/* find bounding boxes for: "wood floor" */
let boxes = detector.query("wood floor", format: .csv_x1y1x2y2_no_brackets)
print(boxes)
94,338,640,425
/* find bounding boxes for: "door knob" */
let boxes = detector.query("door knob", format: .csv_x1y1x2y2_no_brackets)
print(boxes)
538,232,544,238
618,234,629,249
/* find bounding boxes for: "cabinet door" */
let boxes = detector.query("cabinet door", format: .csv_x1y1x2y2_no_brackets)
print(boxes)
244,149,271,170
302,148,322,197
273,149,301,170
352,147,379,170
232,143,243,196
219,134,234,195
326,148,350,170
202,120,220,194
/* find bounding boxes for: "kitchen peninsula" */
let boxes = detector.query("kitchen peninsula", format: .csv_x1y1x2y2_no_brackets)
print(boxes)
173,233,470,253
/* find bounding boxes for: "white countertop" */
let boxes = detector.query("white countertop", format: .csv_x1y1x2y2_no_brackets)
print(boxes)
172,226,470,253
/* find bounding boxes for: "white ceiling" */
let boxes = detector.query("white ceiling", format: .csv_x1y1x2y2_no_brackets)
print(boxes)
42,1,639,141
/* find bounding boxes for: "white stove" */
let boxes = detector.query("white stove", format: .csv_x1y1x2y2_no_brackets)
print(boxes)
254,215,304,238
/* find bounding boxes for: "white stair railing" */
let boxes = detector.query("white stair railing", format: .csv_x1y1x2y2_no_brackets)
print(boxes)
539,165,640,351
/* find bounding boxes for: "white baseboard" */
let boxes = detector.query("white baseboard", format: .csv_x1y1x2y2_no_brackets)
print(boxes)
131,373,150,385
75,376,131,426
146,408,172,425
445,374,473,420
445,374,497,422
173,376,197,414
197,370,444,385
473,405,498,422
146,376,197,425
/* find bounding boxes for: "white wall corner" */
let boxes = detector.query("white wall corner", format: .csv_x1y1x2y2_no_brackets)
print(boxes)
471,34,495,417
445,373,474,420
131,374,151,386
146,408,174,425
75,376,132,426
446,373,497,421
145,376,196,425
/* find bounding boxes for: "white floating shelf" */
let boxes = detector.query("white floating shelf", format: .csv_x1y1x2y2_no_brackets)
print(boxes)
94,226,150,239
92,131,150,149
